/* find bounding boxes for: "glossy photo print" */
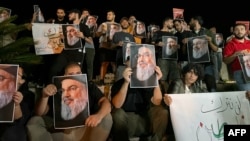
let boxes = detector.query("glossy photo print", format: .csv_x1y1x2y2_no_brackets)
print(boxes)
239,55,250,83
134,20,146,38
173,8,184,20
122,41,136,64
0,7,11,23
0,64,18,123
53,74,89,129
162,36,178,60
62,24,83,50
107,22,121,41
130,44,158,88
187,36,210,63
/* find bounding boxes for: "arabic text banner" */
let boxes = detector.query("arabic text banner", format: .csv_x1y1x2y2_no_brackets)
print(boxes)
169,91,250,141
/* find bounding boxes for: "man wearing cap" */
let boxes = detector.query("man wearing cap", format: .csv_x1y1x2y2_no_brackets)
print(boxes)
47,8,92,85
27,62,112,141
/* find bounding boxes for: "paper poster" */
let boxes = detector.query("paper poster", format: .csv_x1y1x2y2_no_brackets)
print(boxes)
32,23,64,55
0,64,18,123
53,74,89,129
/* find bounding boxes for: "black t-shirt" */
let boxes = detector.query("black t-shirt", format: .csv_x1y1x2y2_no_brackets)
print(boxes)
111,78,154,113
152,31,175,57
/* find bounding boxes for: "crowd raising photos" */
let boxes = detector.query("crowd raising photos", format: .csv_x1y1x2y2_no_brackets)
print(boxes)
1,3,250,141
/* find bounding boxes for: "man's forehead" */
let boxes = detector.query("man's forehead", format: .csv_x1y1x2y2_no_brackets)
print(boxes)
193,38,203,42
139,47,150,52
0,69,12,76
62,79,81,85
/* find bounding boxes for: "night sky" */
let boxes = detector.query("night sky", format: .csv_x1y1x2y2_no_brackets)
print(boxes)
1,0,250,38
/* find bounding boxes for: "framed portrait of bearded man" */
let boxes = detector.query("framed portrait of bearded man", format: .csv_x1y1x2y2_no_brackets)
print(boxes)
53,74,89,129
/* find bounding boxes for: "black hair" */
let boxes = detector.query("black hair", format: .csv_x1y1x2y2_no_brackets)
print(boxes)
192,16,203,26
233,23,246,30
182,63,204,81
162,17,173,25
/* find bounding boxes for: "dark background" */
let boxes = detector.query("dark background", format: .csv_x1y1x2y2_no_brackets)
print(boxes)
1,0,250,37
1,0,249,80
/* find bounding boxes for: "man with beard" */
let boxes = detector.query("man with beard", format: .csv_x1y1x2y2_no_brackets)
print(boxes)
1,66,35,141
223,23,250,91
65,25,81,48
0,8,10,23
130,45,158,87
47,7,69,24
47,9,92,85
163,36,178,59
182,15,218,92
0,65,17,121
27,62,112,141
58,75,88,121
95,10,117,84
135,21,146,37
110,59,168,141
191,37,209,60
111,17,135,81
151,17,180,93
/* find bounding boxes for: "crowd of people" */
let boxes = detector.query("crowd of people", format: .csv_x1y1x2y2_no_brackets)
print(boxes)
1,5,250,141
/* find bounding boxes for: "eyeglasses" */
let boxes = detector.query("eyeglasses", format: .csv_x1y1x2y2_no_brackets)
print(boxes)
0,75,13,82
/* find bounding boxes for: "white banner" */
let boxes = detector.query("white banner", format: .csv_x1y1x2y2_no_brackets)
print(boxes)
169,91,250,141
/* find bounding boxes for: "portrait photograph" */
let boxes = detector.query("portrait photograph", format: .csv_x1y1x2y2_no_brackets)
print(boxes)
62,24,83,50
130,44,158,88
85,15,98,28
162,36,178,60
147,25,160,39
173,8,184,20
238,55,250,83
0,64,18,123
215,33,224,48
33,5,44,23
107,22,121,41
147,25,160,33
187,36,210,63
134,21,146,38
52,74,89,129
122,41,136,64
32,23,64,55
0,7,11,23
